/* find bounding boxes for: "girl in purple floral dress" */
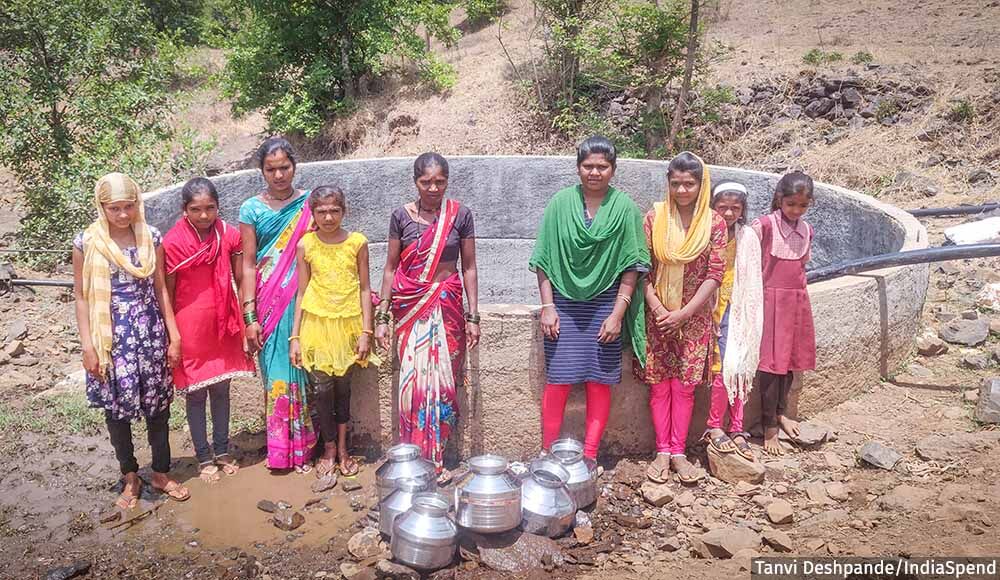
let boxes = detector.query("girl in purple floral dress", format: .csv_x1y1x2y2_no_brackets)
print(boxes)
72,173,189,510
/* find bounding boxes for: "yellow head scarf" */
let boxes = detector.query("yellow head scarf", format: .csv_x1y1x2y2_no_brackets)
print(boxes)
81,173,157,374
651,153,713,310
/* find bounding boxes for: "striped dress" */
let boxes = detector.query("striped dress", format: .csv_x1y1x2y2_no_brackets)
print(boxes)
543,210,645,385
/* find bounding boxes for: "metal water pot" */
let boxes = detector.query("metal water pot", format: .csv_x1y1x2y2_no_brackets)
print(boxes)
390,492,458,571
549,438,598,508
379,475,435,537
454,454,522,533
376,443,437,502
520,458,577,537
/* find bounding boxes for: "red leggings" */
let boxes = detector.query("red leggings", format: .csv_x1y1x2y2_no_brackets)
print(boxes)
541,382,611,459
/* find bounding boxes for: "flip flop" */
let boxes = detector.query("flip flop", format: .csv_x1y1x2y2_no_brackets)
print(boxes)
702,430,737,454
646,454,671,483
672,458,706,484
730,432,755,462
216,454,240,476
437,468,453,487
153,480,191,502
114,477,141,510
316,458,336,478
198,462,221,484
339,457,360,477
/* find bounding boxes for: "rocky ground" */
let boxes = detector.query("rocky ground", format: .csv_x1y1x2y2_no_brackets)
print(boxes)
3,215,1000,579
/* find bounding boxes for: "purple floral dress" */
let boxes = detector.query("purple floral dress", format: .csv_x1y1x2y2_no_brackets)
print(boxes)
74,228,173,421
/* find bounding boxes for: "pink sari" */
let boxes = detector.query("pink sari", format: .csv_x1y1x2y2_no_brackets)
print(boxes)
391,200,466,467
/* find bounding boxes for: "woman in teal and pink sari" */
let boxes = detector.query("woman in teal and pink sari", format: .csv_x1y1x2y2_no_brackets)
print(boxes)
239,137,317,471
375,152,480,485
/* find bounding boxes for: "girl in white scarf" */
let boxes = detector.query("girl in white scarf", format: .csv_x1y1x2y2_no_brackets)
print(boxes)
702,182,763,461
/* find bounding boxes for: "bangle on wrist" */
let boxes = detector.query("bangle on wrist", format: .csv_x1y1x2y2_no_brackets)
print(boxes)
288,335,300,342
464,311,481,324
361,329,374,335
540,303,555,309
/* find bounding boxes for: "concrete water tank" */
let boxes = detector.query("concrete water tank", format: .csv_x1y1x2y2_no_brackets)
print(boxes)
144,156,929,458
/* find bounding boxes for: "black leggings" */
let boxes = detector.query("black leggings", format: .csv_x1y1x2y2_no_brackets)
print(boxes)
105,409,171,474
757,371,793,428
307,369,352,444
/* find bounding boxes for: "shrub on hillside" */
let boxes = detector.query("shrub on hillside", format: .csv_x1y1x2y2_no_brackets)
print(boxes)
463,0,505,24
222,0,460,137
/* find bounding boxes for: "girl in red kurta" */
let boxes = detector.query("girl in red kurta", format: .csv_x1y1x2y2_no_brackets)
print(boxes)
751,171,816,456
165,177,256,482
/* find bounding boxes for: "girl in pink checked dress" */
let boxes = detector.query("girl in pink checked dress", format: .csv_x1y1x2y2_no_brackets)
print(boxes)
751,171,817,456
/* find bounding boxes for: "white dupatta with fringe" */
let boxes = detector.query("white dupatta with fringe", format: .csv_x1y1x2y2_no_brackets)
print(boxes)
722,223,764,404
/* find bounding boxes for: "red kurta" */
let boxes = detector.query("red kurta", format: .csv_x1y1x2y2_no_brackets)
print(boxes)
635,210,728,386
754,214,816,374
168,224,255,391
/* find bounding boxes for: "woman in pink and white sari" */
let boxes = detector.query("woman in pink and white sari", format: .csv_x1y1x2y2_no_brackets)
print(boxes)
375,153,480,484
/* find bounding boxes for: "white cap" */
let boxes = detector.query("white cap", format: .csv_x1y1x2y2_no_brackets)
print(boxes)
713,181,748,196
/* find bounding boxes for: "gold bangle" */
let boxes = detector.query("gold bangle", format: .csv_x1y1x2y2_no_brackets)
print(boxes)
288,335,300,342
361,329,374,335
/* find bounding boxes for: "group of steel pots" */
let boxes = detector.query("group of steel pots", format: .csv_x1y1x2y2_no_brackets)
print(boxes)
374,439,598,571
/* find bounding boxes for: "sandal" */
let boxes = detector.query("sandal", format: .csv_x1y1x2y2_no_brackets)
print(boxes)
316,458,336,478
646,453,671,483
730,432,755,462
153,479,191,502
295,463,314,475
114,476,141,510
702,430,737,454
437,468,453,487
216,454,240,476
339,456,360,477
199,462,221,484
671,456,706,484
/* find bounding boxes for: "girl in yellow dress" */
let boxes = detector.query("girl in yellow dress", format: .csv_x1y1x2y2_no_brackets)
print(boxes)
290,186,377,480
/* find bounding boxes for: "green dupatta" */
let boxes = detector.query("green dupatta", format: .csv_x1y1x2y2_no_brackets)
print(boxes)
529,185,652,366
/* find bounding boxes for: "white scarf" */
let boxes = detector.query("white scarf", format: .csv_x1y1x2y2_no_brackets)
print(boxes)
722,223,764,404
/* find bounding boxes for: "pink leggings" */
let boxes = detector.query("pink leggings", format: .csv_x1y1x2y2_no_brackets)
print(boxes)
706,373,745,433
649,378,697,455
541,382,611,459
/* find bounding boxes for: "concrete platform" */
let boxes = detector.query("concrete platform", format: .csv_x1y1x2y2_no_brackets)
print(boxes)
145,156,928,459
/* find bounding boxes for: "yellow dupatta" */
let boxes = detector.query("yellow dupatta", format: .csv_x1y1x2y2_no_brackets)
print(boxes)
651,154,713,310
82,173,157,374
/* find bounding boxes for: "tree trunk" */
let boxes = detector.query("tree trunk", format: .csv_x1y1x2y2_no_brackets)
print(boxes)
644,83,664,155
666,0,700,153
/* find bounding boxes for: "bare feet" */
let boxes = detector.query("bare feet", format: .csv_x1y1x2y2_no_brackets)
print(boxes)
763,426,784,456
778,415,800,439
670,455,705,483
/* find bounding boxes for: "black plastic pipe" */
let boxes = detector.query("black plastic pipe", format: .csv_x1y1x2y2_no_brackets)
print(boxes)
807,243,1000,283
908,202,1000,217
8,278,73,288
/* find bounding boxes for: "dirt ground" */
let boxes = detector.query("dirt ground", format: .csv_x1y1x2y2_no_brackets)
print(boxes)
3,0,1000,578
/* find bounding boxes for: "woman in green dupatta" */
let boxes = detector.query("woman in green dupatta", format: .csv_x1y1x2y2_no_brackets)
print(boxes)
529,136,650,460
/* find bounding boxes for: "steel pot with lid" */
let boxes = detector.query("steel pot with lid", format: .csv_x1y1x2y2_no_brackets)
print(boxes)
376,443,437,502
390,492,458,571
549,438,598,508
454,454,522,533
520,458,577,537
379,475,435,537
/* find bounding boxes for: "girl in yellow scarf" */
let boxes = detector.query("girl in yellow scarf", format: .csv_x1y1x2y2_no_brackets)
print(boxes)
639,152,728,484
72,172,188,508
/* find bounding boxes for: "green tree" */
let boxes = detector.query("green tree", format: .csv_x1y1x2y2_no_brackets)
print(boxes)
223,0,460,137
0,0,176,263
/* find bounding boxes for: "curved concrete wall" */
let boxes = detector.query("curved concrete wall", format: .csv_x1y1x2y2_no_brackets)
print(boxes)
145,157,928,459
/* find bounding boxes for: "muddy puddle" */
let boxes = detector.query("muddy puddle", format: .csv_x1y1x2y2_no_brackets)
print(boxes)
160,458,377,551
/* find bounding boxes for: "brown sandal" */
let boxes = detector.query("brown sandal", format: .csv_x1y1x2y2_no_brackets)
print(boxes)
730,432,755,462
199,462,221,484
216,454,240,476
646,454,671,483
154,480,191,502
339,456,360,477
702,430,737,454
